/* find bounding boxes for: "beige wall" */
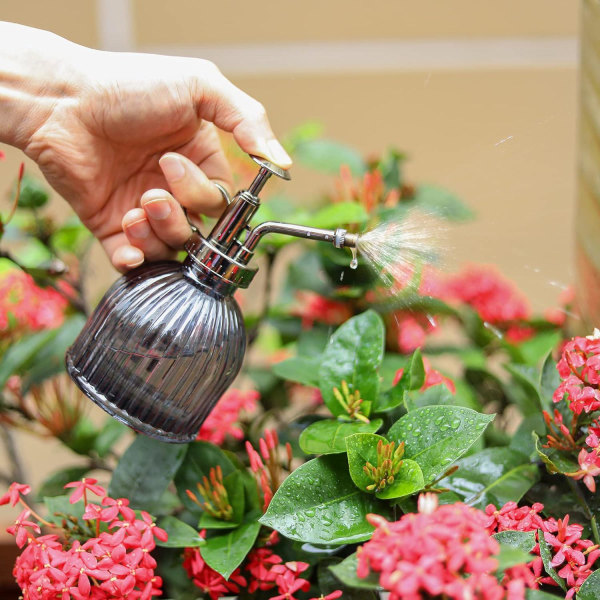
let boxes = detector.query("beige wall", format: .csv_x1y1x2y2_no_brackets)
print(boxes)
0,1,580,513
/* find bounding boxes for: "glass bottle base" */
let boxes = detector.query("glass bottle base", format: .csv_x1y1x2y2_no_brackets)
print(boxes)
66,354,196,444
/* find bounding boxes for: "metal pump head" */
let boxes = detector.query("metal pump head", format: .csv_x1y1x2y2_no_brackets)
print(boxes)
184,155,358,292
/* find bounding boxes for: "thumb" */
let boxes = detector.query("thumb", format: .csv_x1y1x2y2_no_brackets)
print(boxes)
191,61,292,168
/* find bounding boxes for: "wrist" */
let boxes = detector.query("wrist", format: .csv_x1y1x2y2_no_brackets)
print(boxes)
0,22,89,150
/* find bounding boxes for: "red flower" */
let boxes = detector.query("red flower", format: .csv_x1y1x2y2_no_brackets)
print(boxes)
309,591,343,600
446,265,530,325
393,357,455,394
0,481,31,506
245,548,283,592
64,478,106,504
197,388,259,445
7,508,40,548
295,292,352,329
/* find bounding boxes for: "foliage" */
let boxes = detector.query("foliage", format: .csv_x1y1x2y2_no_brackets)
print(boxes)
0,133,590,600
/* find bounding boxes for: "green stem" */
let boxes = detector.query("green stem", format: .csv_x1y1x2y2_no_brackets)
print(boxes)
591,514,600,546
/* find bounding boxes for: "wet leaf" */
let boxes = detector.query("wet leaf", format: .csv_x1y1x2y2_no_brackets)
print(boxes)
156,516,205,548
299,419,383,455
319,558,379,599
576,567,600,599
534,433,579,475
329,553,381,590
197,471,245,529
319,310,385,417
444,447,538,508
387,406,494,483
495,544,534,573
200,521,261,579
538,530,566,591
93,418,130,458
260,454,389,545
109,436,187,512
493,530,537,554
376,460,424,500
540,352,561,413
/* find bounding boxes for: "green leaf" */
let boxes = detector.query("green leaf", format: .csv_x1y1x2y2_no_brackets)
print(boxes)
50,219,92,255
345,433,424,499
18,175,49,209
311,202,368,229
0,327,59,388
319,310,385,416
37,466,91,499
60,417,98,455
527,590,563,599
260,454,389,545
534,432,579,475
295,139,367,176
495,544,534,573
329,553,381,590
538,530,566,591
512,330,562,366
174,441,237,514
577,567,600,599
272,356,322,387
412,183,474,221
405,348,426,390
444,448,539,508
299,419,383,455
493,530,537,554
21,315,86,391
109,435,187,512
346,433,388,490
376,460,424,500
44,494,85,525
540,352,561,413
93,418,130,458
156,516,205,548
387,406,494,483
319,558,379,600
200,521,261,579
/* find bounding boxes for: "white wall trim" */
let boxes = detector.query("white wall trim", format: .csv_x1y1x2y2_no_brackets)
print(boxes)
138,37,578,75
96,0,135,51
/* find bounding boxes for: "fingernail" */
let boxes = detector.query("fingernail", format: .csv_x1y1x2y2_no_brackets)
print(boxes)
159,154,186,182
125,219,151,239
123,247,144,268
144,198,172,220
266,140,292,168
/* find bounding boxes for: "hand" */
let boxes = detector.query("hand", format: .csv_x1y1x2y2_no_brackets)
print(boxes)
1,23,291,271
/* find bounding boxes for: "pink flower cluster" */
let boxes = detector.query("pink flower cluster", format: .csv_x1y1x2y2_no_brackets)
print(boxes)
485,501,600,599
295,292,352,329
196,388,259,445
2,480,166,599
184,540,335,600
553,331,600,415
0,269,67,337
357,495,524,600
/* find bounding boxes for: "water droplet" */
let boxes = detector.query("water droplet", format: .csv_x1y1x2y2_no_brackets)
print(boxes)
406,423,413,430
322,516,333,527
340,271,345,282
305,509,315,518
450,418,461,429
350,247,358,270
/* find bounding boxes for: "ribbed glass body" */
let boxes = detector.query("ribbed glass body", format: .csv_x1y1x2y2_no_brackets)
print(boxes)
66,260,246,443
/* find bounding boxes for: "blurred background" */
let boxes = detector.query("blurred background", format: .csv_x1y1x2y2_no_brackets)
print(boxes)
0,0,581,521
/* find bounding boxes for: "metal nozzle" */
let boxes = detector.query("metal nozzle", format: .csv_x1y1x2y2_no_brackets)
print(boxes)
235,223,359,263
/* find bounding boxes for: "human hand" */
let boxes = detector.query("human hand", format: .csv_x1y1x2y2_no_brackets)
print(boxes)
0,23,291,271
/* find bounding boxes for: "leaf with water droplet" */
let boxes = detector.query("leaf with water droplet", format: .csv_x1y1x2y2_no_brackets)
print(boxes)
260,455,390,545
299,419,383,455
387,406,495,484
443,447,539,508
319,310,385,417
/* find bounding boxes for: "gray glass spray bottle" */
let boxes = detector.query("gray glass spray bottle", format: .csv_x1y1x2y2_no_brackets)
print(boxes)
66,156,358,443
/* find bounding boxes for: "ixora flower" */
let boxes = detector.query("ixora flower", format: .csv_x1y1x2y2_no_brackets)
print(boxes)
486,501,600,599
0,269,68,338
358,494,511,599
4,479,166,599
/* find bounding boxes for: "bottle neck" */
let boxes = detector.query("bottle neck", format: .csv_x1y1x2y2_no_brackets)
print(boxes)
183,232,257,297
